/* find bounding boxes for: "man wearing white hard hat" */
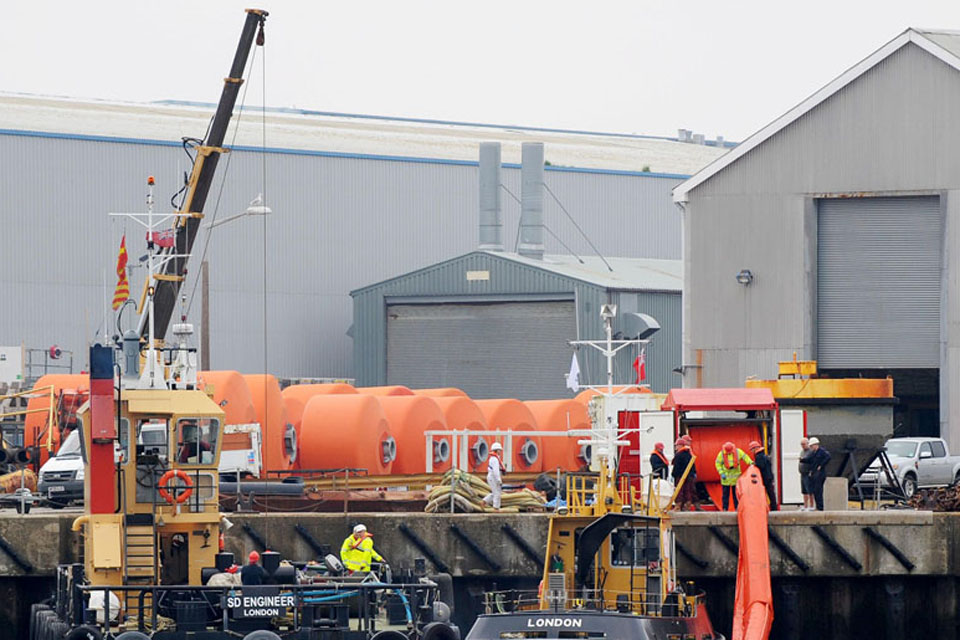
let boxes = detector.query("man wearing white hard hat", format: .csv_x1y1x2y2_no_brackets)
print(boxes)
340,523,385,572
483,442,504,510
805,437,831,511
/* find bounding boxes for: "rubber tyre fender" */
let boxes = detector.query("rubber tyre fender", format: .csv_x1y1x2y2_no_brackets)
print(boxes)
64,626,103,640
242,632,283,640
114,633,152,640
29,603,51,640
371,632,409,640
48,620,71,639
35,611,57,640
422,622,461,640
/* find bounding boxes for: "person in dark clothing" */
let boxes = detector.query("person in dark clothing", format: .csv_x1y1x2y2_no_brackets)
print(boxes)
241,550,267,585
671,436,698,511
807,437,831,511
748,440,778,511
650,442,669,480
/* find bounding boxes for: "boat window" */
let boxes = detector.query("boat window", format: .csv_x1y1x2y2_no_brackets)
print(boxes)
137,420,168,464
116,418,130,462
176,417,219,465
610,527,660,567
931,441,947,458
499,633,546,639
885,441,917,457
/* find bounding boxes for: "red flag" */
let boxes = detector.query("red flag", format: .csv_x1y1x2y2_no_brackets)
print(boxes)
112,235,130,310
632,348,646,383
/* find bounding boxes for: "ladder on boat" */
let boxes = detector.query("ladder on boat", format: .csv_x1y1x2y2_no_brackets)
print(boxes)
123,513,158,615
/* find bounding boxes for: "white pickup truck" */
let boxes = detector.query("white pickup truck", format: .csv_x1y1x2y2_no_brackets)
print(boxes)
859,437,960,498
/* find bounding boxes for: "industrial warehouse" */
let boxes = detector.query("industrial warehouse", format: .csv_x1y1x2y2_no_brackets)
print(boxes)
5,6,960,640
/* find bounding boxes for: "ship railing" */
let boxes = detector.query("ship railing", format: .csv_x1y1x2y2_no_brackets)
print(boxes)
482,588,703,618
70,579,441,636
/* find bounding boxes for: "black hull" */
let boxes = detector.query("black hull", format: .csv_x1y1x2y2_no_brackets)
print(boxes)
466,610,723,640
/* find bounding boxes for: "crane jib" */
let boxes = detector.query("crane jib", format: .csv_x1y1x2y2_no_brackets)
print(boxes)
146,9,268,341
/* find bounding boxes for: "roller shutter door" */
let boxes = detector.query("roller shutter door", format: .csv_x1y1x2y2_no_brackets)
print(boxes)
387,301,576,399
817,196,942,368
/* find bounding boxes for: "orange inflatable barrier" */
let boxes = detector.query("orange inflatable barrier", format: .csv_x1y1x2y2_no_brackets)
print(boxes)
524,400,590,472
281,383,357,469
433,397,489,471
411,388,468,398
687,425,763,510
356,385,414,396
244,374,295,473
377,396,451,474
299,395,395,474
199,371,258,425
475,399,542,472
24,374,89,463
732,466,773,640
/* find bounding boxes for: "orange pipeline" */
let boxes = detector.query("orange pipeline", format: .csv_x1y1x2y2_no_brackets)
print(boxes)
732,466,773,640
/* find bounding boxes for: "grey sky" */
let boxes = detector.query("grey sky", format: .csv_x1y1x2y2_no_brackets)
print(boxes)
9,1,960,141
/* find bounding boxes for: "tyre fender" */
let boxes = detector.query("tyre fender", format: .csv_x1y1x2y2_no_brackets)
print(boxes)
65,626,103,640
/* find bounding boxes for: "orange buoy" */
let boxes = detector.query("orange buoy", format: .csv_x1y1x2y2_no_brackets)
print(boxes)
432,397,490,472
243,374,295,473
411,388,468,398
475,399,542,472
281,384,357,469
24,374,89,464
525,400,591,472
377,396,451,474
299,394,395,474
356,385,414,396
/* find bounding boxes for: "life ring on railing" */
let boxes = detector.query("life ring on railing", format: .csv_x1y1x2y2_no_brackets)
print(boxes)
158,469,194,504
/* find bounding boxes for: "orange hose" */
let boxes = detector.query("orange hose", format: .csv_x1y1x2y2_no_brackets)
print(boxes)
732,466,773,640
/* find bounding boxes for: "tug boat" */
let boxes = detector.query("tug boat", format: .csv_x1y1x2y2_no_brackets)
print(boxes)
465,464,722,640
28,9,459,640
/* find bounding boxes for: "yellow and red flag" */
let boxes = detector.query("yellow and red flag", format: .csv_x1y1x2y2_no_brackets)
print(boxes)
112,234,130,310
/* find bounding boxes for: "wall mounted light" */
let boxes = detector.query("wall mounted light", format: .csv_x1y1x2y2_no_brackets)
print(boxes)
735,269,754,286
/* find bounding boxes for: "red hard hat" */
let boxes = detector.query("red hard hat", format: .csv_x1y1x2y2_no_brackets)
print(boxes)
723,442,735,453
681,435,692,444
674,438,685,448
749,440,762,451
654,442,664,451
248,551,260,564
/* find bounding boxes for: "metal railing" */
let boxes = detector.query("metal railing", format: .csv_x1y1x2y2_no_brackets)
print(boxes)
482,588,704,618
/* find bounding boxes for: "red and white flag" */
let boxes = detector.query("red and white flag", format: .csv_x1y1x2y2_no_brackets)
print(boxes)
632,348,646,383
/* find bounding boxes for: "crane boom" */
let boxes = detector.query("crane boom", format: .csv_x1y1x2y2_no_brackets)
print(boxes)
140,8,268,341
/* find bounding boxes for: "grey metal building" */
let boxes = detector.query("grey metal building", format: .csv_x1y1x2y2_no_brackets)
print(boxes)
352,143,682,399
673,29,960,444
350,251,681,399
0,96,720,380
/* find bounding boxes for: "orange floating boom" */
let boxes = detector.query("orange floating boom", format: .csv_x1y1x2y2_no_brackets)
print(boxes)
732,465,774,640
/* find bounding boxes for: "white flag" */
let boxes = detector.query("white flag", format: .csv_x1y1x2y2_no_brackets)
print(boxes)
566,353,581,391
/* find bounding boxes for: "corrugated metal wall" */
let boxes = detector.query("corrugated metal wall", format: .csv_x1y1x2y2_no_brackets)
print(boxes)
684,42,960,389
351,252,681,396
0,131,682,377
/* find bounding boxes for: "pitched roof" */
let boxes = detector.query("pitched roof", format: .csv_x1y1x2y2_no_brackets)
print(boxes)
661,387,777,412
673,28,960,203
490,252,682,292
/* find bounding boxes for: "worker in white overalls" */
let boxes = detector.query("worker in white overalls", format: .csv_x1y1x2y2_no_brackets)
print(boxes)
483,442,504,510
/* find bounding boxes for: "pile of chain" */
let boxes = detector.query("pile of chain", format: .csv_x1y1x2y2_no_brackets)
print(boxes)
907,485,960,511
424,469,545,513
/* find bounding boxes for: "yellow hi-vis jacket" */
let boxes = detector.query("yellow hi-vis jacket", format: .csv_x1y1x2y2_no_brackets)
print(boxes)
340,533,384,572
715,449,753,486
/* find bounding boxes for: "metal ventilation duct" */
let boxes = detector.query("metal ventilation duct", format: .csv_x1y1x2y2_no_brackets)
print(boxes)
478,142,503,251
519,142,545,260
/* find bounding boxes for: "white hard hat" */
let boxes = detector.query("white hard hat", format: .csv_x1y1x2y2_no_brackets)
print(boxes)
491,442,503,452
354,524,367,534
808,437,820,446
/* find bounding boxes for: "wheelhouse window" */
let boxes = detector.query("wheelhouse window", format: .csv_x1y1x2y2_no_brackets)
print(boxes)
610,526,661,567
176,417,218,465
137,420,169,464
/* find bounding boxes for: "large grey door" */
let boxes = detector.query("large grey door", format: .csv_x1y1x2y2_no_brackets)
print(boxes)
386,300,576,399
817,196,942,368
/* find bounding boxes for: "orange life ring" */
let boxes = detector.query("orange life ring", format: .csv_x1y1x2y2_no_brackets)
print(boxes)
158,469,194,504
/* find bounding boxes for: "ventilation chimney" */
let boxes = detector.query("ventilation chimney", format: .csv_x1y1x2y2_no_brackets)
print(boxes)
519,142,545,260
478,142,503,251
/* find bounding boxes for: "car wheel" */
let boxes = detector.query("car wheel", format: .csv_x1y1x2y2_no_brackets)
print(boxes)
902,474,918,498
953,471,960,487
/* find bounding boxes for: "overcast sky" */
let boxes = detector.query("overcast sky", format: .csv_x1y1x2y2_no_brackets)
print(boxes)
9,1,960,141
